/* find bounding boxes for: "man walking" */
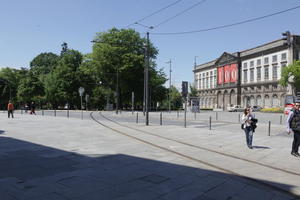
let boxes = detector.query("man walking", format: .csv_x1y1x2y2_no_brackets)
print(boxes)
287,101,300,157
7,100,14,118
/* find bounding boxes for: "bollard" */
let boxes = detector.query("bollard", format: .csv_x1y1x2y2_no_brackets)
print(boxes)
42,109,44,116
268,121,271,136
280,115,282,125
238,114,240,123
177,110,179,118
136,113,138,124
194,112,196,120
54,110,56,117
209,116,212,130
160,112,162,125
67,109,69,118
216,112,218,120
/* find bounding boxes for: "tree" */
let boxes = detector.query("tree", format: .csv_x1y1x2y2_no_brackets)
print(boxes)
279,60,300,95
87,28,166,108
189,84,198,97
161,86,182,110
30,52,59,76
51,49,83,108
17,71,44,103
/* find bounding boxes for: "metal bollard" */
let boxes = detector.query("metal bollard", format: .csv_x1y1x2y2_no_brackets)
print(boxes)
177,110,179,118
238,114,240,123
136,113,138,124
209,116,212,130
280,115,282,125
216,112,218,120
67,109,69,118
160,112,162,125
54,110,56,117
42,109,44,116
268,121,271,136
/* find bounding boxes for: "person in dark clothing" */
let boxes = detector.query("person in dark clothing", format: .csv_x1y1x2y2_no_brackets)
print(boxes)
287,102,300,157
30,101,36,115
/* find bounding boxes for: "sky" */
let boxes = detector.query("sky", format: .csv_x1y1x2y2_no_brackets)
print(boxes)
1,0,300,88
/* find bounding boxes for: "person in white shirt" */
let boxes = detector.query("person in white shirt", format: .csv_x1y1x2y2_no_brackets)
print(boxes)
241,107,255,149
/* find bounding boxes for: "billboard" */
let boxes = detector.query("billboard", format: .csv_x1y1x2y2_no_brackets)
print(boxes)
217,63,237,84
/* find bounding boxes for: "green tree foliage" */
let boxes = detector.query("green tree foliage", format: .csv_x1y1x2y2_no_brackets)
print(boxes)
30,52,59,77
161,86,182,110
17,71,44,103
84,28,166,109
0,67,28,107
50,49,83,108
189,84,198,97
280,60,300,94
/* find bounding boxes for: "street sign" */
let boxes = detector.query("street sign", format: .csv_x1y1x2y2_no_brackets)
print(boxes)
181,81,188,98
78,87,85,96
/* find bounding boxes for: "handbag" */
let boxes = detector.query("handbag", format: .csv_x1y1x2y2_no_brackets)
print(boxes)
241,123,244,130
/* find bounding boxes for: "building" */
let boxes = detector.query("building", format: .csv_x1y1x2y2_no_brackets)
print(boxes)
193,33,300,110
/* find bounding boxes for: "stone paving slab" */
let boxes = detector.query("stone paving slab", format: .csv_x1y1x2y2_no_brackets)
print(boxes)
0,112,299,200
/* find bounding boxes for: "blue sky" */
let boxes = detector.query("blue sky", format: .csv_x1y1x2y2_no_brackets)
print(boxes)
1,0,300,88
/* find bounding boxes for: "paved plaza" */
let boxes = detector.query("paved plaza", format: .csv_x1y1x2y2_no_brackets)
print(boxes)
0,111,299,200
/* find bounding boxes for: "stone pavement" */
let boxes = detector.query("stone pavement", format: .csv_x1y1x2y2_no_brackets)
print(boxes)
0,111,299,200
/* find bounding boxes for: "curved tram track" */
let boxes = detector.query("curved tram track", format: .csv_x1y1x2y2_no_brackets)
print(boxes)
90,111,300,199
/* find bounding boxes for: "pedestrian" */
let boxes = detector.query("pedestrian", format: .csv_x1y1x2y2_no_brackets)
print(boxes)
7,100,14,118
25,103,29,113
286,101,300,157
30,101,36,115
241,107,256,149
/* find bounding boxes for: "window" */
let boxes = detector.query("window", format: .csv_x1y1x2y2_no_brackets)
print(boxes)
210,71,213,76
264,66,269,80
272,65,278,80
250,61,254,67
264,57,269,64
214,70,217,75
199,78,201,89
281,53,287,61
257,59,261,66
243,70,248,83
257,67,261,81
272,55,277,63
210,77,212,88
250,69,254,82
206,78,209,89
243,62,248,68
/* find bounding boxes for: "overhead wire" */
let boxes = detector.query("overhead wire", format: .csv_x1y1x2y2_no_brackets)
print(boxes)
153,0,208,29
125,0,184,28
150,4,300,35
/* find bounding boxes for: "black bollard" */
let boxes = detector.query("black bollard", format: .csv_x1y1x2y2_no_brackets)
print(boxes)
238,114,240,123
42,109,44,116
268,121,271,136
160,112,162,125
209,116,212,130
67,109,69,118
136,113,138,124
280,115,282,125
54,110,56,117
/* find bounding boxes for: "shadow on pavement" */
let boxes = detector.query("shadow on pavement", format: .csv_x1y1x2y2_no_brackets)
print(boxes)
252,146,271,149
0,136,297,200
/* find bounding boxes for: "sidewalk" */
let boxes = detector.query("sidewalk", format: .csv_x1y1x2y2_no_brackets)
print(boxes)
0,112,299,200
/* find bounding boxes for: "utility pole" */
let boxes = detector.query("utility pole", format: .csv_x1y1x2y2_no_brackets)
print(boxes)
145,32,150,125
166,59,172,113
116,66,119,114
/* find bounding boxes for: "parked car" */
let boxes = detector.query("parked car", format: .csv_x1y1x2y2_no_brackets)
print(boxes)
251,105,262,112
227,105,244,112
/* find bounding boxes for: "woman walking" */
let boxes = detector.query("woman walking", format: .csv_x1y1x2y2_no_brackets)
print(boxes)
242,108,255,149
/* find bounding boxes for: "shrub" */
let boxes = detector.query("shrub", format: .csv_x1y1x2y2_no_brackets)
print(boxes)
261,107,283,113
